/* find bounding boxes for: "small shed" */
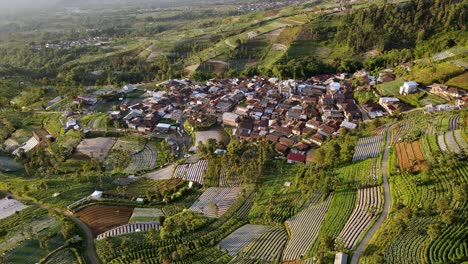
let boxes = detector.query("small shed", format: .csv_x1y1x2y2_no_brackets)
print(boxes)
334,252,348,264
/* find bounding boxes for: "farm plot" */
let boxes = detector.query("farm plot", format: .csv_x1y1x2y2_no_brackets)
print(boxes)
384,217,432,264
112,138,146,155
129,208,165,223
307,189,356,257
392,121,415,143
220,169,242,187
189,187,242,218
0,198,28,220
96,222,160,240
352,134,384,162
444,131,462,153
123,144,157,173
395,141,426,172
218,224,269,256
335,158,380,187
173,160,207,184
437,134,448,152
454,130,468,149
239,226,288,262
336,186,382,249
80,113,109,129
76,137,116,161
282,194,334,261
75,205,133,237
449,115,460,130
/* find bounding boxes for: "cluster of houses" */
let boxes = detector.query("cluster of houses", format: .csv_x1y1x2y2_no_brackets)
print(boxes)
31,37,111,51
68,68,467,163
215,75,364,163
237,0,306,12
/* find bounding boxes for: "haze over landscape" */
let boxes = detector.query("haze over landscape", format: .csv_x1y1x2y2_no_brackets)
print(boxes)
0,0,466,263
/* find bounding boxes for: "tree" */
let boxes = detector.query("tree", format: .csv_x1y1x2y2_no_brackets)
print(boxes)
120,237,130,252
145,228,159,244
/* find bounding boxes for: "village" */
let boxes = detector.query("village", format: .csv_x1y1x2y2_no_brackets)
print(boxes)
8,68,463,166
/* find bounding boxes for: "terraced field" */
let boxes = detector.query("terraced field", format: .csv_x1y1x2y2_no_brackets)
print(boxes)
239,226,288,262
395,141,425,172
352,130,385,161
282,193,333,261
336,187,382,249
384,217,432,264
173,160,208,184
75,205,134,237
218,224,269,256
123,144,157,173
189,187,243,218
449,115,460,130
335,158,380,187
306,189,356,257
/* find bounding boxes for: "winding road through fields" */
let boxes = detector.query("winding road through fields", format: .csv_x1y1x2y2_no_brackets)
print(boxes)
351,125,392,264
3,192,101,264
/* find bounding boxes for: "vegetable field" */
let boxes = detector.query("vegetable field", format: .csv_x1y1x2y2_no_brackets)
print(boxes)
395,141,425,172
239,226,288,262
189,187,243,218
218,224,269,256
123,144,157,173
352,132,384,162
336,187,382,249
335,158,380,187
306,189,356,257
173,160,208,184
384,217,432,264
282,193,333,261
75,205,134,237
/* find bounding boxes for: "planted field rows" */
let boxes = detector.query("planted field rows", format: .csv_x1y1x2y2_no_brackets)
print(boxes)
392,121,415,144
75,205,133,237
438,130,467,154
352,133,384,162
282,194,333,261
218,224,269,256
384,217,432,264
239,226,288,262
189,187,242,218
173,160,207,184
395,141,425,172
97,222,160,240
445,131,461,153
454,130,468,149
425,222,468,264
449,115,460,130
220,170,242,187
336,186,382,249
307,189,356,257
112,138,146,155
124,144,157,173
437,134,448,152
336,158,380,187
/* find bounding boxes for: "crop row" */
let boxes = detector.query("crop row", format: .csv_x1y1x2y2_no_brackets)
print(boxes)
239,226,287,262
124,144,157,173
352,134,384,162
336,186,382,249
282,194,333,261
383,217,432,264
218,224,269,256
335,158,380,187
306,189,356,257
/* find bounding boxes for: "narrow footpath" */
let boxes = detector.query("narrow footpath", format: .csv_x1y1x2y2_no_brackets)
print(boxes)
351,125,393,264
